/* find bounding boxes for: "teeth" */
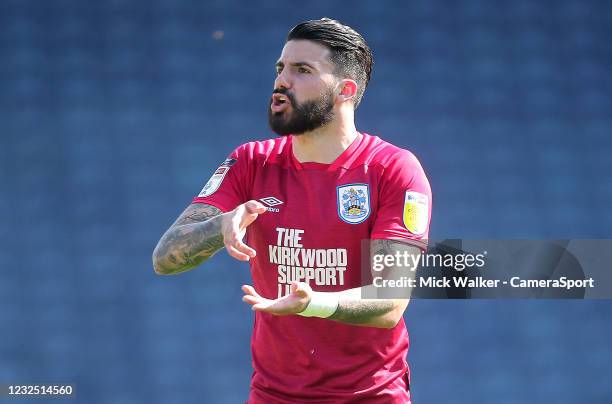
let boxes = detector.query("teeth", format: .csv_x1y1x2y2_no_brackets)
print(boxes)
272,94,288,106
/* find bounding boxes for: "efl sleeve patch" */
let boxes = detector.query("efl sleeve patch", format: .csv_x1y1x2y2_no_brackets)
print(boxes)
197,158,237,197
403,191,429,235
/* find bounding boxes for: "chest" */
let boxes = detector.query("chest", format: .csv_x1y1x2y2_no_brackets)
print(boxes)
249,165,380,244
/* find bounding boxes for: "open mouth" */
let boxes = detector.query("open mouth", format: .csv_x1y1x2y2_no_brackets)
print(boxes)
271,93,290,113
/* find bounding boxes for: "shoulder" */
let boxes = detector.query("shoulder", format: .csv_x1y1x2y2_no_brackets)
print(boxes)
232,136,290,166
360,133,430,190
359,133,424,171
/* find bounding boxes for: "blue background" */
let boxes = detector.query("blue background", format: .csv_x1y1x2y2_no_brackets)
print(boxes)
1,0,611,403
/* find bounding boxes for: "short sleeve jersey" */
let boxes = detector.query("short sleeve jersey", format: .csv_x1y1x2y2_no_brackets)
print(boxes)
193,133,431,403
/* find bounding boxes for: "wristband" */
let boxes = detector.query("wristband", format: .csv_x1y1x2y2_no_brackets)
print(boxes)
297,292,339,318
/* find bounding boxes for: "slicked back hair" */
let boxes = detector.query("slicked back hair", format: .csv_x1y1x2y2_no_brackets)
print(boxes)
287,18,373,109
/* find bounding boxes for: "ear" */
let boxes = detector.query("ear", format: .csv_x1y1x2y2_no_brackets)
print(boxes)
337,79,358,102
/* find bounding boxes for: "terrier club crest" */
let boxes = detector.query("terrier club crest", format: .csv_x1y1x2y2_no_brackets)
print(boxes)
337,184,370,224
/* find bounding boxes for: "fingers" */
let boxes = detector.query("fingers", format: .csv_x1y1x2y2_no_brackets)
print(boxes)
226,244,251,261
225,240,256,261
221,200,266,262
241,284,262,299
241,284,311,316
235,240,257,257
241,285,271,310
224,233,257,261
241,285,279,312
242,295,261,306
250,296,295,314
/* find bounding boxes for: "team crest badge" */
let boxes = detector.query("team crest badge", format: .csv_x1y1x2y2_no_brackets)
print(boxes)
337,184,370,224
403,191,429,235
198,158,237,197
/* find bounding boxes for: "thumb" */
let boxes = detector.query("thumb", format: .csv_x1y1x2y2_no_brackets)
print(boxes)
291,281,310,297
244,200,267,215
239,200,267,229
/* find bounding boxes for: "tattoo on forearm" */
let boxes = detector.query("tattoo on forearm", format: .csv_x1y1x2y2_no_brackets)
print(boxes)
153,204,225,274
328,239,419,325
328,299,396,325
171,204,223,226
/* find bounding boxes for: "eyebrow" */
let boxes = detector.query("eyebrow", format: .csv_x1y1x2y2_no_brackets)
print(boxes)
275,61,317,71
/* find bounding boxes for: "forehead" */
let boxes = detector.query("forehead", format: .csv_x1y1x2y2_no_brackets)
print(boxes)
277,40,334,71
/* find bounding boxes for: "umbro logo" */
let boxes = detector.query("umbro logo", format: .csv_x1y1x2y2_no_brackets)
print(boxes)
259,197,283,212
260,197,283,206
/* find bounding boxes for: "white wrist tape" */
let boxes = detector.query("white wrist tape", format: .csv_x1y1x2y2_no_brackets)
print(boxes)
298,292,339,318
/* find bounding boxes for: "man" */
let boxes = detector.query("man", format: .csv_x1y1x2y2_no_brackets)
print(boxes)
153,18,431,403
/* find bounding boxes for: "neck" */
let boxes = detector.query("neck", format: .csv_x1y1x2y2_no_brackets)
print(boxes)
291,109,359,164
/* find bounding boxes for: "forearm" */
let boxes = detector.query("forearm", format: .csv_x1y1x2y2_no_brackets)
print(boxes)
327,286,409,328
327,239,418,328
153,216,224,275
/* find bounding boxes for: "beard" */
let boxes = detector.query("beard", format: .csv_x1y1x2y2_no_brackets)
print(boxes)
268,87,335,136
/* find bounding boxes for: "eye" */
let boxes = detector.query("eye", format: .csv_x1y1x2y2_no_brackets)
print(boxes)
297,67,310,74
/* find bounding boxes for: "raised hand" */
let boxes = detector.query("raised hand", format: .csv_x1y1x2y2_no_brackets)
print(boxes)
221,200,267,261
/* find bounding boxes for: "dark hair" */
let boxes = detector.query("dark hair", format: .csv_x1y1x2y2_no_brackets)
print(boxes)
287,18,373,109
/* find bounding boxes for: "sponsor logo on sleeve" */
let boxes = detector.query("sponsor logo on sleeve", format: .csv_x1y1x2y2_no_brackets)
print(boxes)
337,184,370,224
222,158,237,167
197,158,237,197
403,191,428,235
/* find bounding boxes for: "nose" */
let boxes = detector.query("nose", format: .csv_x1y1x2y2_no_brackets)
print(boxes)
274,68,291,90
